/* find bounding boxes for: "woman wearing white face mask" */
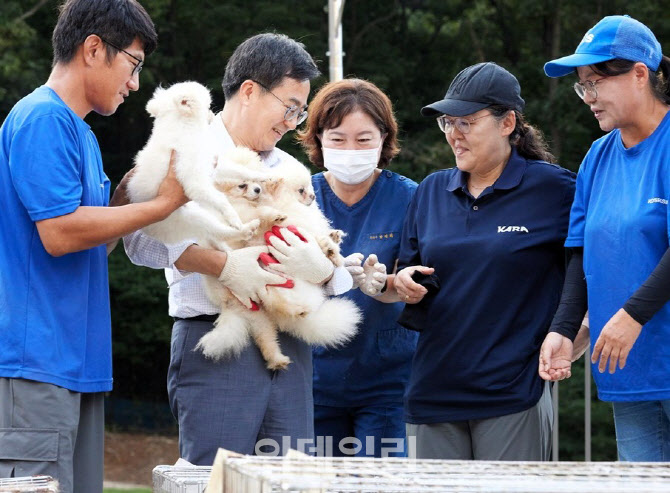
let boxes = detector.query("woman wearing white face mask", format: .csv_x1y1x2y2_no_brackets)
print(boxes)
298,78,418,457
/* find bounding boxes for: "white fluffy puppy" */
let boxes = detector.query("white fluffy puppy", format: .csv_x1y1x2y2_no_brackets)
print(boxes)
127,81,258,249
197,148,360,370
264,159,344,266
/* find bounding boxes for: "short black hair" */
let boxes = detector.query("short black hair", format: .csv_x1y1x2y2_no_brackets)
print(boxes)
222,33,320,100
52,0,157,66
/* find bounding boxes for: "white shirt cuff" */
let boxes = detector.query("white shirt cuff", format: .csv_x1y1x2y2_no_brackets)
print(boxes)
166,240,197,285
323,266,353,296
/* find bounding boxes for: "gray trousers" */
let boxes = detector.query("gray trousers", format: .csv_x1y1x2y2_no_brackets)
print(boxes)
0,378,104,493
168,319,314,464
406,382,553,461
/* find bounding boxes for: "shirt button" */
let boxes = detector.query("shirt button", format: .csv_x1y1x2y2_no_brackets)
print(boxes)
386,171,392,177
473,205,479,211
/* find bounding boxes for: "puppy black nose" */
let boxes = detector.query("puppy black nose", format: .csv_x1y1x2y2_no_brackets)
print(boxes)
254,186,261,194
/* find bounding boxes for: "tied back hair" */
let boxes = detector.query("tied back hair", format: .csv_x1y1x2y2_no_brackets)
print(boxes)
488,105,555,163
590,56,670,105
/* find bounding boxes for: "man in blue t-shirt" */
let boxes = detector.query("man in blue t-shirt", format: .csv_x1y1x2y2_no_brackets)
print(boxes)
0,1,188,491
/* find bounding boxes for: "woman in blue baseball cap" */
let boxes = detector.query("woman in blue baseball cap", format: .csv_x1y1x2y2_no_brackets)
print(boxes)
540,15,670,461
393,62,575,460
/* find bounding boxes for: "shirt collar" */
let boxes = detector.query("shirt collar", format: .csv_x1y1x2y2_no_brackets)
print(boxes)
445,146,528,193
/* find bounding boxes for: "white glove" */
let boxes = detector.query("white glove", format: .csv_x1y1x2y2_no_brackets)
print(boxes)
267,227,334,284
218,245,287,309
360,254,387,297
344,253,365,289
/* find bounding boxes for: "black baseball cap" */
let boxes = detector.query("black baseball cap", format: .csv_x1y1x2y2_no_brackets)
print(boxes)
421,62,525,117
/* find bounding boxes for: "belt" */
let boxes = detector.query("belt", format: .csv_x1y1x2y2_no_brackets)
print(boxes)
173,314,218,323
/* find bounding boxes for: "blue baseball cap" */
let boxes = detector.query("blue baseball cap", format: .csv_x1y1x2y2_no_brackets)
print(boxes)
544,15,662,78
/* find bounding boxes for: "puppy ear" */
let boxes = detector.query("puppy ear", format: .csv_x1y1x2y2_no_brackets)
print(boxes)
176,93,197,116
265,178,283,195
146,86,166,117
174,83,212,118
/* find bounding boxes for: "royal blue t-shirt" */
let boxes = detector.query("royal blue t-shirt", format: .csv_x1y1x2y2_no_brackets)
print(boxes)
566,111,670,402
312,171,418,406
0,86,112,393
399,148,575,423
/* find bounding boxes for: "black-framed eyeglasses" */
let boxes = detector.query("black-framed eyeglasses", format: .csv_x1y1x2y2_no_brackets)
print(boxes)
97,35,144,77
574,76,608,100
436,113,494,134
252,80,308,124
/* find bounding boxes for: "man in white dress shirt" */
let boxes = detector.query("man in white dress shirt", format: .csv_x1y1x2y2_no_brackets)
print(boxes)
124,33,351,464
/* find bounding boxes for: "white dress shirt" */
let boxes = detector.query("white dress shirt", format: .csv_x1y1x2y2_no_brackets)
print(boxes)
123,114,351,318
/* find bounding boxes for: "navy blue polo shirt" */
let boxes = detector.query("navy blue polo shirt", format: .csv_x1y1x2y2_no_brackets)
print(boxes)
398,147,575,423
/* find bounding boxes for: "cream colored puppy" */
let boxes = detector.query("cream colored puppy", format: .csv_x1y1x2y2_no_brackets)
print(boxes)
197,147,360,370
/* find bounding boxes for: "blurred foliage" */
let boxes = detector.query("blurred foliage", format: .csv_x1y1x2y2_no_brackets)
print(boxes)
108,247,172,402
2,0,665,457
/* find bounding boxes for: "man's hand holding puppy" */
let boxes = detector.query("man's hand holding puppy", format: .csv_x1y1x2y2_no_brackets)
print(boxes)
174,243,287,310
218,245,287,309
266,226,334,284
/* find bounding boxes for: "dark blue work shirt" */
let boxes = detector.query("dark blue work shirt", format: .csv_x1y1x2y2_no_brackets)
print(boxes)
313,171,419,407
398,147,575,423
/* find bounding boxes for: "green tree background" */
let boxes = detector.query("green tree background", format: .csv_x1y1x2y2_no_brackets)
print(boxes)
3,0,666,460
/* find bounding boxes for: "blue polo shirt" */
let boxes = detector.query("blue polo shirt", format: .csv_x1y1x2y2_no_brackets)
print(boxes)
399,147,575,423
0,86,112,393
312,170,419,406
567,111,670,402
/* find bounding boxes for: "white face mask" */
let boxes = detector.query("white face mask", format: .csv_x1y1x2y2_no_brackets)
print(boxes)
322,145,381,185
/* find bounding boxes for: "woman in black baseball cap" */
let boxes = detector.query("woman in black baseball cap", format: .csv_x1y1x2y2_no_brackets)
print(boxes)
394,62,576,461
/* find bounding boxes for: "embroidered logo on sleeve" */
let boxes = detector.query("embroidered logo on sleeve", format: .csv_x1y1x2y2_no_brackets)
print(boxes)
497,226,529,233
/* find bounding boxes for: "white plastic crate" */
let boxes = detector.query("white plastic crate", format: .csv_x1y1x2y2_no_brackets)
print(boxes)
217,456,670,492
0,476,58,492
152,465,212,493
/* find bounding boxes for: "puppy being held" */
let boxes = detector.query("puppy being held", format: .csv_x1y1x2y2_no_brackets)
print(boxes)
127,81,259,250
198,147,361,370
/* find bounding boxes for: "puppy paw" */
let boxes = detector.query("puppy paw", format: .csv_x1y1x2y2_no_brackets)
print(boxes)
226,215,244,230
330,252,345,267
266,354,292,370
317,235,343,267
257,206,286,225
240,219,261,240
329,229,345,245
273,212,288,224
